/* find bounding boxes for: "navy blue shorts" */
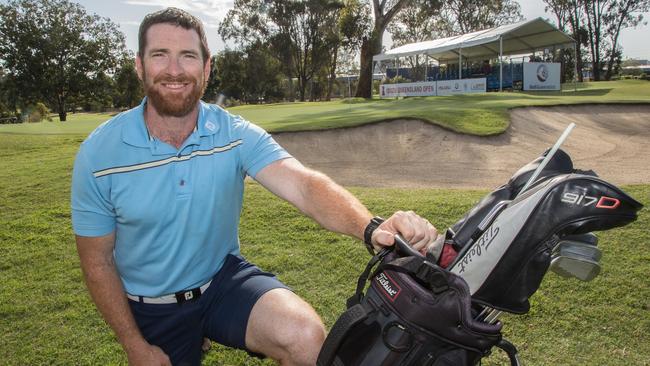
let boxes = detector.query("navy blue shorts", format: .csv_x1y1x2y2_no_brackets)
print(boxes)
128,254,290,365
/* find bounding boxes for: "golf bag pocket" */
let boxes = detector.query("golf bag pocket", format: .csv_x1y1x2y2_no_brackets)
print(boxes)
317,256,502,366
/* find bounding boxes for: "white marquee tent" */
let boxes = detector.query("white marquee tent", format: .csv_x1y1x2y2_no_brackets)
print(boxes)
373,18,576,91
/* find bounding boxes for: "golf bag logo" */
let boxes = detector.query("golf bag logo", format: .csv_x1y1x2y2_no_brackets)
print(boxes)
561,191,621,209
375,272,401,301
456,225,500,274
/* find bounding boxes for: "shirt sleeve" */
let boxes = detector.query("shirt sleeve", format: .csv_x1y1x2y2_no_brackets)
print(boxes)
71,146,116,237
237,118,292,178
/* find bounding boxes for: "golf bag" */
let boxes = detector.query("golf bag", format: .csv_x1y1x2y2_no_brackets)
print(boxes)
317,148,643,366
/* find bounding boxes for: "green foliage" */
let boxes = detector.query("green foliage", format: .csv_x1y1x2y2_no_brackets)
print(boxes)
0,0,128,121
113,57,143,109
0,132,648,365
211,43,286,105
219,0,344,101
26,102,52,122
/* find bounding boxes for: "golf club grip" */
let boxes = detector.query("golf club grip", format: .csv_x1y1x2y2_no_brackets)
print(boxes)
394,234,423,258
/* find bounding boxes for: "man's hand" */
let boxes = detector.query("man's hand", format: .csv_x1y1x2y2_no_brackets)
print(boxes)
125,342,171,366
371,211,441,256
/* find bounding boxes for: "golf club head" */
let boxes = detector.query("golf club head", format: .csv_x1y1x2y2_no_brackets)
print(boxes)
551,235,601,281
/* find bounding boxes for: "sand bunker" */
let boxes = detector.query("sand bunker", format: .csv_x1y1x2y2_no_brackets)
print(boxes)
273,104,650,189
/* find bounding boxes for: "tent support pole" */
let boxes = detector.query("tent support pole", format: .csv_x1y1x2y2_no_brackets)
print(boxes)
499,36,503,91
574,42,578,92
425,55,428,82
458,48,462,80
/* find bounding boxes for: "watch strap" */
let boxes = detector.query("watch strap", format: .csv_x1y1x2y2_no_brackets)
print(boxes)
363,216,385,254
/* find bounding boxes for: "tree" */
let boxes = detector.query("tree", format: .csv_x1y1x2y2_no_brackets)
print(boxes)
582,0,610,81
544,0,588,81
386,3,447,79
602,0,649,80
213,50,247,102
439,0,524,35
212,43,285,104
0,0,128,121
113,57,143,109
220,0,344,102
355,0,411,98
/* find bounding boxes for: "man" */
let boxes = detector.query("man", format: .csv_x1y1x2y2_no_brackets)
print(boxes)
71,7,439,366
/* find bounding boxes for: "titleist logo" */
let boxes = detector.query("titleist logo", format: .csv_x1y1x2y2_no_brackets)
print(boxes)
457,225,500,274
375,272,401,301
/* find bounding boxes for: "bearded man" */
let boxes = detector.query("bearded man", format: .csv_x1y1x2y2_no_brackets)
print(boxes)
71,7,440,366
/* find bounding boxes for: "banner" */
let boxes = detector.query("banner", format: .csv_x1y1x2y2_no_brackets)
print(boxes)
436,78,486,96
379,81,437,98
379,78,486,98
523,62,561,91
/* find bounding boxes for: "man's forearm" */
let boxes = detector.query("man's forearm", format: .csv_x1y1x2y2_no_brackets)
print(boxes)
82,261,146,351
76,236,148,354
255,159,373,241
297,169,372,240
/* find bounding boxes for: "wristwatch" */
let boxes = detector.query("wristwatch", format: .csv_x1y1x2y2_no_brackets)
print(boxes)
363,216,385,255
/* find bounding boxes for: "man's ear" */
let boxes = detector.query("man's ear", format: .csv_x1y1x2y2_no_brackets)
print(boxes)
135,55,144,81
203,56,211,82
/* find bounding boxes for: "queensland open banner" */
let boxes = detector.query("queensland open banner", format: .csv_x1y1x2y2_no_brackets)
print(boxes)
379,81,437,98
523,62,561,91
379,78,486,98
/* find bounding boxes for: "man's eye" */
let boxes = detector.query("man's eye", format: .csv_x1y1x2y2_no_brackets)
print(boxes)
184,54,198,59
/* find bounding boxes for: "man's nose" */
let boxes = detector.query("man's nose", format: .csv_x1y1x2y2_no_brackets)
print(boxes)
165,56,184,76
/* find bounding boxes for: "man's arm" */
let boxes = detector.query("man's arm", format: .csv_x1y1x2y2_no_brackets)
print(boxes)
254,158,439,253
75,233,170,365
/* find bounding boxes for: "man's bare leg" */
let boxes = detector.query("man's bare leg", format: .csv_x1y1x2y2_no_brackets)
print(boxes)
245,288,326,366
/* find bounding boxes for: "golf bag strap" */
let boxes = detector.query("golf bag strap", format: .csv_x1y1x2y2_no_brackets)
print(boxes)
347,248,392,307
382,257,450,294
496,339,521,366
316,303,370,366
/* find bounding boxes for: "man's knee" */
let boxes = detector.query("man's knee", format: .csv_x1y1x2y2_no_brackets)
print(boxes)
275,313,325,365
246,289,326,365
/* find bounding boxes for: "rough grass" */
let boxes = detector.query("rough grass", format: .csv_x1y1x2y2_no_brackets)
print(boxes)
1,80,648,137
0,133,648,365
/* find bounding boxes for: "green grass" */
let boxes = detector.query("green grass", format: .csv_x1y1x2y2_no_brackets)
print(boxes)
1,133,648,365
1,80,649,137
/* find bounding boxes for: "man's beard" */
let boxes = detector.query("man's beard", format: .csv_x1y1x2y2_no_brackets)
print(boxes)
143,69,206,118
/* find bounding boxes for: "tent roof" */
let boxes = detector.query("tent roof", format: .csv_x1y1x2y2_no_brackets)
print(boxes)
374,18,575,63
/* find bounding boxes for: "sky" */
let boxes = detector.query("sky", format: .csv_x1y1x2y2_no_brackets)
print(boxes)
13,0,650,60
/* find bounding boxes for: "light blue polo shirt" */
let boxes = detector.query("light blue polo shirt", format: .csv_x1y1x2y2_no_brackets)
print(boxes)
71,98,291,297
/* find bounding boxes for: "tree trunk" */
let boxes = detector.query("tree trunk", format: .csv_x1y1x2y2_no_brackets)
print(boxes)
298,76,307,102
355,33,382,98
326,51,338,101
57,94,67,122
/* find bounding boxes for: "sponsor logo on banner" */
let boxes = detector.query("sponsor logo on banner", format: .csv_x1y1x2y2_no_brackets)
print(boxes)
379,78,486,98
379,81,437,98
524,62,560,90
536,64,549,82
437,78,486,96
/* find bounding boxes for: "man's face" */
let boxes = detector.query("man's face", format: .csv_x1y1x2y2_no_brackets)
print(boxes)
136,23,210,117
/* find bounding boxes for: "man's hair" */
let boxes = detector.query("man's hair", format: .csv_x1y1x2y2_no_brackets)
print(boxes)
138,7,210,64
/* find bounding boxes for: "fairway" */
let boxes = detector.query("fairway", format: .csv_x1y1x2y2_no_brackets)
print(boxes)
1,80,649,365
1,80,649,137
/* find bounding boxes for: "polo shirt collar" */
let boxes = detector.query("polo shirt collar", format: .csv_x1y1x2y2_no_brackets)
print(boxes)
122,98,151,148
196,100,220,137
122,98,220,149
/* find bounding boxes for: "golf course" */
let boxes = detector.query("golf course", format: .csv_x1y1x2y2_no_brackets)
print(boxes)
1,80,649,365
